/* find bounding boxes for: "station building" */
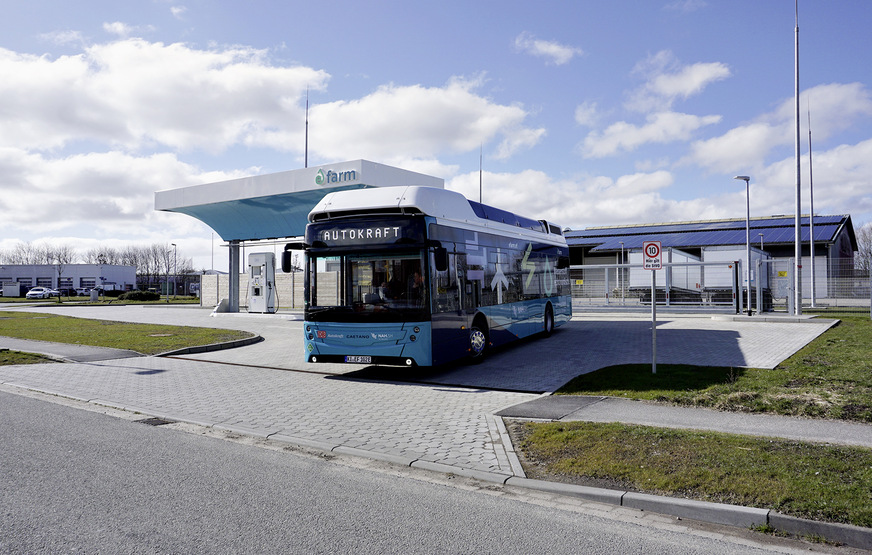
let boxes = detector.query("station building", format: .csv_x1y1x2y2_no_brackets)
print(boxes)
155,160,443,311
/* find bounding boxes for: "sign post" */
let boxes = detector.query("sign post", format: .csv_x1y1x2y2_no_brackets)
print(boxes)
643,241,662,374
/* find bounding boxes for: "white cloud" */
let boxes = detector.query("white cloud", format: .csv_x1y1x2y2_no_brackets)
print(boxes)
663,0,708,13
514,32,583,66
574,101,600,127
688,82,872,173
627,50,730,112
103,22,156,38
306,77,544,164
754,138,872,218
447,168,728,230
581,111,721,158
170,6,188,19
0,40,329,153
38,30,86,46
0,147,250,233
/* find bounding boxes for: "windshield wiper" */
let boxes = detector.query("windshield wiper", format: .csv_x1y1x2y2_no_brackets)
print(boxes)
307,306,353,314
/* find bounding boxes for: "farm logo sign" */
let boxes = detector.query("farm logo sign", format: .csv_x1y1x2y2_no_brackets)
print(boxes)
315,168,357,186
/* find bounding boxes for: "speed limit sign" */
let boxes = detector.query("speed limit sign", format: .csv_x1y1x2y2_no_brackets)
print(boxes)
643,240,662,270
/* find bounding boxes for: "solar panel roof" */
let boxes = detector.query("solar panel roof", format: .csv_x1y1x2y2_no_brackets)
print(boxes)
565,216,850,252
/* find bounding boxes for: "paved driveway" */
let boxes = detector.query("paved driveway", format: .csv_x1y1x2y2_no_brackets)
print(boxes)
0,305,836,475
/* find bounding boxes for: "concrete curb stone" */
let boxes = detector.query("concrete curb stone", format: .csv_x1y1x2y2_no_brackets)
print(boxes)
768,512,872,550
621,491,769,528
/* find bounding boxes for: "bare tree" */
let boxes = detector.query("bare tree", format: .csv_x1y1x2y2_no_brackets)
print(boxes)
53,244,77,297
10,242,39,264
83,246,121,265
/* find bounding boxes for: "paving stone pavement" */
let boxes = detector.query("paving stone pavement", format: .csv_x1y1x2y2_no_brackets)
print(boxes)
0,304,839,476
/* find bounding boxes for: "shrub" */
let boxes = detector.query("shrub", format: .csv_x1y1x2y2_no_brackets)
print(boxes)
118,290,161,302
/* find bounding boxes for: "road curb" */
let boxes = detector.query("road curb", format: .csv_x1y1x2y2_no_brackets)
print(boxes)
501,475,872,550
156,335,263,357
768,512,872,550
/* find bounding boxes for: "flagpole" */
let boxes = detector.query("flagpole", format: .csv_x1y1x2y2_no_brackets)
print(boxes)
794,0,803,315
808,103,816,307
305,86,309,168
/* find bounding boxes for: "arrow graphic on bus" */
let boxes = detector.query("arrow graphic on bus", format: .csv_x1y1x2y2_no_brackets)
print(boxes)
491,248,509,304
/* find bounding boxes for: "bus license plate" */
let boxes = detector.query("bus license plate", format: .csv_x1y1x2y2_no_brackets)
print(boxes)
345,355,371,364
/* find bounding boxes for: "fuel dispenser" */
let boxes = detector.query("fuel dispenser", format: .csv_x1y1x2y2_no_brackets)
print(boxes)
248,252,277,313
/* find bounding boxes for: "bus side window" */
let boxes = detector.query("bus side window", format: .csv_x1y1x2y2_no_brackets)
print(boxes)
432,250,459,314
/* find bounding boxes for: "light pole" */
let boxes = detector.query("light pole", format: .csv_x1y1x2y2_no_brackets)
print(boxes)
759,232,764,251
171,243,177,298
619,241,625,304
734,176,752,316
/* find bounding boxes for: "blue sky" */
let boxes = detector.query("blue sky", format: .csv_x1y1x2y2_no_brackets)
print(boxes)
1,0,871,271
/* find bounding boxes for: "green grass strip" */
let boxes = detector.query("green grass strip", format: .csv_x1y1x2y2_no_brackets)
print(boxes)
0,349,58,365
0,311,253,355
515,421,872,528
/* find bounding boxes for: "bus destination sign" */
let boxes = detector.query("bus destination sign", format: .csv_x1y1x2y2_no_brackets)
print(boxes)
309,219,425,248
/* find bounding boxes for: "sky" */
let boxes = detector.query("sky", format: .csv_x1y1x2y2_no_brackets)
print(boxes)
1,0,871,272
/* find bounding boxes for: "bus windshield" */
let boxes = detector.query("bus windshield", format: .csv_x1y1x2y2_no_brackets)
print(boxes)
307,250,428,322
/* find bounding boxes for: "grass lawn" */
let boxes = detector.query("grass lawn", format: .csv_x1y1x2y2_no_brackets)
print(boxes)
557,314,872,423
0,349,58,365
513,313,872,529
0,296,200,305
510,420,872,528
0,310,253,355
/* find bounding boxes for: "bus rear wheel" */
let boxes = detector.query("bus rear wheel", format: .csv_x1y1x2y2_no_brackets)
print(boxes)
543,304,554,336
468,323,488,361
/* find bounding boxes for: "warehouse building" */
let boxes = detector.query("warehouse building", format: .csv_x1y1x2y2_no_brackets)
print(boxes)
565,214,857,308
0,264,136,296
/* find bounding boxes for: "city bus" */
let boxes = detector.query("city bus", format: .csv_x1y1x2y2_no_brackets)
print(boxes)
282,186,571,367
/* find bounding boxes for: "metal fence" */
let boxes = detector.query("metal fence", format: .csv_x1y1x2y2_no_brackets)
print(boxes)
572,259,871,315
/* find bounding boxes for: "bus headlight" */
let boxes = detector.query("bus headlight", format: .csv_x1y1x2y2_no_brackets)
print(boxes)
410,335,416,342
413,326,420,333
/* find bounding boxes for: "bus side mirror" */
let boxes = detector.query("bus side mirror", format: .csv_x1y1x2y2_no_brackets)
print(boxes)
281,242,307,273
434,247,449,272
281,251,294,273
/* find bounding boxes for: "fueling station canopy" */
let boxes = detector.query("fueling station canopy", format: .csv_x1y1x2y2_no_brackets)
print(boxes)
154,159,444,241
154,159,444,312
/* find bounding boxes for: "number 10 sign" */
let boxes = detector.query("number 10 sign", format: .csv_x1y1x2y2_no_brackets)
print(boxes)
643,241,662,270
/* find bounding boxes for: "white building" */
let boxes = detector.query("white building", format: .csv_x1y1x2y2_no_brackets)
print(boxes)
0,264,136,295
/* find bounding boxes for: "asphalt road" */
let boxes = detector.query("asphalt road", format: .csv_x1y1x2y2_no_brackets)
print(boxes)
1,389,845,554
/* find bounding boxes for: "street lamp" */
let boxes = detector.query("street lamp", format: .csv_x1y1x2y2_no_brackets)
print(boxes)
734,176,752,316
171,243,177,298
619,241,625,304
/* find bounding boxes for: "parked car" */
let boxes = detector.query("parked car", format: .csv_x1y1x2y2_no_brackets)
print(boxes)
47,288,60,297
25,287,52,299
76,288,91,296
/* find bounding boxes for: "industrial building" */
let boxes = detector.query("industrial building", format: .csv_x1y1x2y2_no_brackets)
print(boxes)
0,264,136,296
565,215,858,308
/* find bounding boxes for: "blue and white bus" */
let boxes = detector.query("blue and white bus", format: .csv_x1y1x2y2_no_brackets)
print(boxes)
282,186,571,366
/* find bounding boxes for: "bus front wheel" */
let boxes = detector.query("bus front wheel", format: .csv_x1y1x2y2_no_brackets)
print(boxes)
468,323,488,361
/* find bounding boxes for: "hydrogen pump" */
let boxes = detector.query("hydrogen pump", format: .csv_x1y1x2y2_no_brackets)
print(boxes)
248,252,277,313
